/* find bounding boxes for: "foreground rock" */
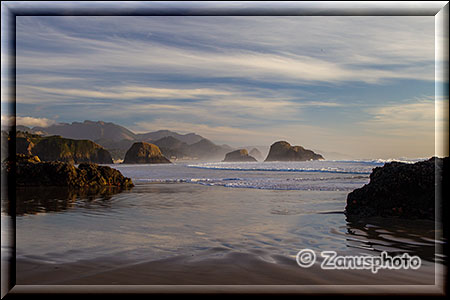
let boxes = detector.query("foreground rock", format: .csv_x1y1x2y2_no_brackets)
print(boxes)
345,157,448,220
123,142,171,164
223,149,257,162
264,141,324,161
4,154,133,188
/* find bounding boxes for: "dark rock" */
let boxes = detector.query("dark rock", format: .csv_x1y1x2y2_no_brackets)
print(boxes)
123,142,171,164
264,141,324,161
16,137,35,156
345,157,448,220
77,163,134,187
223,149,257,162
4,154,133,188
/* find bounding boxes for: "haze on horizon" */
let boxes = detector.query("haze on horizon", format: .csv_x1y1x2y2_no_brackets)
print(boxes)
3,14,448,159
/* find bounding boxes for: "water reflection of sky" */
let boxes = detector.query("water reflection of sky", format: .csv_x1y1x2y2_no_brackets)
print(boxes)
14,183,442,266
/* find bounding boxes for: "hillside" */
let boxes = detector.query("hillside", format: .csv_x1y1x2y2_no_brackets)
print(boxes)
136,130,203,145
33,120,137,142
14,131,113,164
23,120,232,161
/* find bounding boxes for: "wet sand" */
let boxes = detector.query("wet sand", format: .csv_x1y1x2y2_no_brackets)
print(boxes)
16,250,440,286
11,180,445,294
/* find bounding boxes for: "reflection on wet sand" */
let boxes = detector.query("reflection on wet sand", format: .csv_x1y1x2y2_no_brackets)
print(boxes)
14,186,131,216
345,216,441,263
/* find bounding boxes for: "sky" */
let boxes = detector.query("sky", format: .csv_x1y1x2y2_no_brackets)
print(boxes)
4,14,447,159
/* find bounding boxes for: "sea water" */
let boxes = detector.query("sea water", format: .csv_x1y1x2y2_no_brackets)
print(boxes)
10,159,442,275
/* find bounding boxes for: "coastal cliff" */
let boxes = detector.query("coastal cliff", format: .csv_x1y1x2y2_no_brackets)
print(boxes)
264,141,324,162
123,142,171,164
15,132,113,164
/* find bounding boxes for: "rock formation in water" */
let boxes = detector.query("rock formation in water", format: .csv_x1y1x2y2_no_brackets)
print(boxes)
3,154,133,188
222,149,257,162
16,120,235,161
345,157,448,220
264,141,324,162
249,148,263,161
123,142,171,164
15,132,113,164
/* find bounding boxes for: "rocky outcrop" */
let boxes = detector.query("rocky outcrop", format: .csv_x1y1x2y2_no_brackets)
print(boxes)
345,157,448,220
18,121,235,161
264,141,324,162
249,148,263,161
15,132,113,164
4,154,133,188
123,142,171,164
223,149,257,162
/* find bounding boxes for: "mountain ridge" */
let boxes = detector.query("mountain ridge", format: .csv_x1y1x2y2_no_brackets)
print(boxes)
20,120,233,161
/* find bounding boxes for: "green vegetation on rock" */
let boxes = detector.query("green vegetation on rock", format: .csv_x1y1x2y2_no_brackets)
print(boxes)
223,149,257,162
15,131,113,164
123,142,171,164
264,141,324,161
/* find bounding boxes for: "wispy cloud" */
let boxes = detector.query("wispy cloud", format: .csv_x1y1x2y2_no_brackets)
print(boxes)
16,16,435,85
10,15,439,158
1,115,57,128
361,97,435,137
19,85,233,101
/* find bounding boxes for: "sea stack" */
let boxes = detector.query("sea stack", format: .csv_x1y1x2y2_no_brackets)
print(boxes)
222,149,257,162
264,141,324,162
123,142,171,164
345,157,448,220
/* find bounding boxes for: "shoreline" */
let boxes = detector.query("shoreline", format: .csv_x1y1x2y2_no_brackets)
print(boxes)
12,178,443,289
16,250,439,286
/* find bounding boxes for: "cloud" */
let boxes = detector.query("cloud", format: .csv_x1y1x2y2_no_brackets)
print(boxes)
10,16,439,159
17,82,343,127
12,116,57,128
15,16,435,85
19,85,233,101
361,97,436,137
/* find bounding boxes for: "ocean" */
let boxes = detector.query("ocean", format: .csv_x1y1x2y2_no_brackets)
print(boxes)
10,159,444,285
